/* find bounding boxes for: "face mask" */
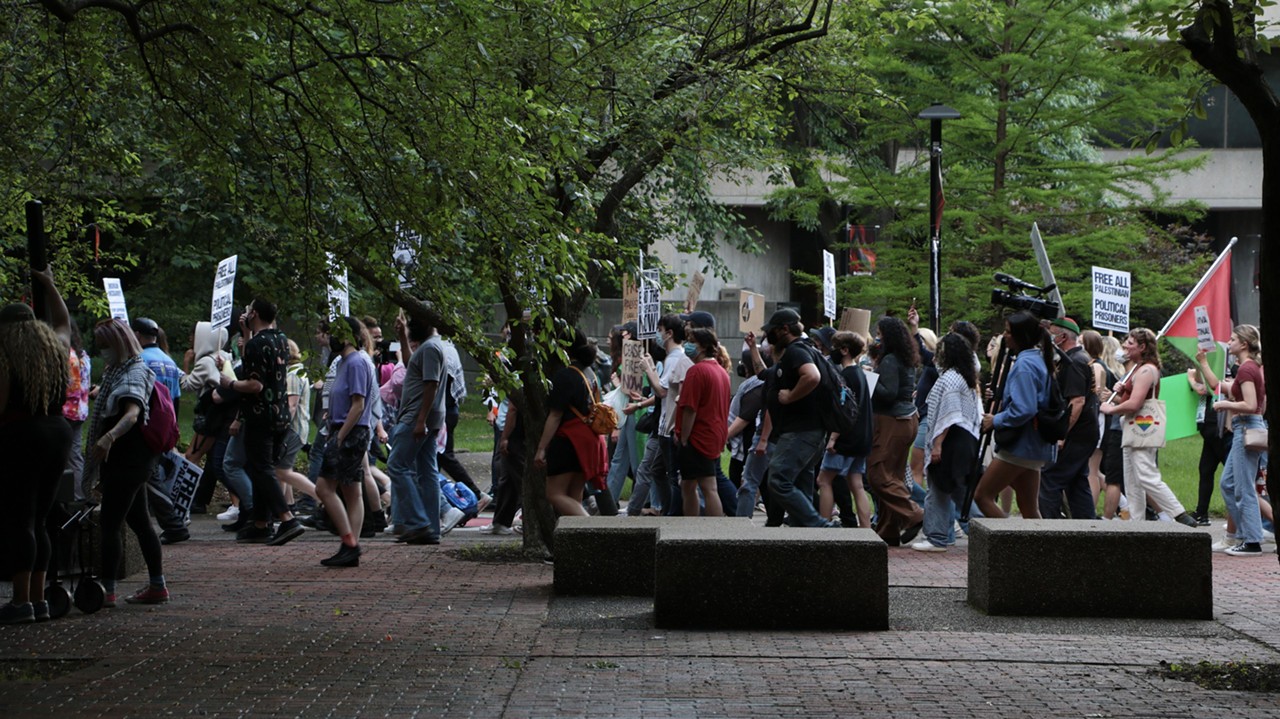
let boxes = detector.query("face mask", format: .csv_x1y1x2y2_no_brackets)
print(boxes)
1114,349,1127,363
683,342,698,359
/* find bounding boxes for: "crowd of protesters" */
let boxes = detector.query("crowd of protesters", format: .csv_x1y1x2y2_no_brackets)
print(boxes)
3,268,1274,624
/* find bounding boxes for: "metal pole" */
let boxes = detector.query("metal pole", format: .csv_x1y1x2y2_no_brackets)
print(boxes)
928,119,942,336
26,200,47,320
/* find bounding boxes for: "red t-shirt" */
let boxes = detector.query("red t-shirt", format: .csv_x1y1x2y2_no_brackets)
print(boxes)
1231,359,1266,415
676,360,731,459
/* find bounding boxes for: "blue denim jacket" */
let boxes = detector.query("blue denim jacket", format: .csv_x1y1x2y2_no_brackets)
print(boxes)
994,349,1057,464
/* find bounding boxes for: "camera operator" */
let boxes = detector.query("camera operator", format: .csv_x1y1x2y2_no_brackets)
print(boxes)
1037,318,1099,519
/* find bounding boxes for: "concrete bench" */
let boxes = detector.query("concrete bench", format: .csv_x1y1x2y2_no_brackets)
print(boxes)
554,516,748,596
967,519,1213,619
653,525,888,630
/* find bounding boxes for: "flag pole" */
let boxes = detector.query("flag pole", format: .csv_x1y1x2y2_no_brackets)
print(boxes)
1156,236,1237,340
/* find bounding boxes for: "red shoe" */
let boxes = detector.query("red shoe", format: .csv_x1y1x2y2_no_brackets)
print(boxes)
124,585,170,605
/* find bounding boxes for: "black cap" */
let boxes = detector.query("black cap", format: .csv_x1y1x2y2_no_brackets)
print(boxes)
679,310,716,329
809,326,836,350
130,317,160,337
761,308,801,333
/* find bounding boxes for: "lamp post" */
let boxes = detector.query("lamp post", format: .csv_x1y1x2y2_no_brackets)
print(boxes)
918,103,961,335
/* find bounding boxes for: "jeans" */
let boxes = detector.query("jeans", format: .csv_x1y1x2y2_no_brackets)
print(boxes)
606,413,640,502
735,448,769,517
766,430,826,527
923,481,968,547
626,435,666,515
387,423,442,535
1221,415,1266,544
221,434,254,511
1038,434,1097,519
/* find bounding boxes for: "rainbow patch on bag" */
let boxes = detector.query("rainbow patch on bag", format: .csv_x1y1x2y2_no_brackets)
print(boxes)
1133,415,1159,432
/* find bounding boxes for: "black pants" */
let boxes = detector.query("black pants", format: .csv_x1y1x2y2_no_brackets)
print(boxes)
1,415,72,578
99,445,162,582
1196,428,1232,517
439,411,483,497
244,424,289,522
494,442,525,527
194,434,230,507
1039,432,1098,519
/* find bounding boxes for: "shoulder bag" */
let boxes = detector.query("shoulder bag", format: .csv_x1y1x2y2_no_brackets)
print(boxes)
569,367,619,435
1120,366,1166,449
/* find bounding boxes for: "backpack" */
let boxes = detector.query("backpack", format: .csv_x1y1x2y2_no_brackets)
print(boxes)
1034,371,1070,443
833,364,873,456
803,344,861,441
142,382,180,455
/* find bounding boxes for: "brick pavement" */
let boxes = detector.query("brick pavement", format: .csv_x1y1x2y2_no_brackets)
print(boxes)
2,511,1278,718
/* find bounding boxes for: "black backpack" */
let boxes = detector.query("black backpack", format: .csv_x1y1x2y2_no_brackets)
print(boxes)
833,364,873,456
803,344,861,441
1034,370,1070,443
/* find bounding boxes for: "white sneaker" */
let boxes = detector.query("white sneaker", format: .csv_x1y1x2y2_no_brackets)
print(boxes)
1263,529,1275,545
1157,511,1173,523
217,506,239,522
441,507,466,535
484,523,514,536
910,540,947,552
476,493,493,513
1211,537,1238,552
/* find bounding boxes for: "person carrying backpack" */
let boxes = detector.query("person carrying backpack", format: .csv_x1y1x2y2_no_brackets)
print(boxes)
815,331,874,528
1037,318,1101,519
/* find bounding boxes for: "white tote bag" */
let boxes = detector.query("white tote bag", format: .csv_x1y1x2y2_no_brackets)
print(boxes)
1121,398,1167,449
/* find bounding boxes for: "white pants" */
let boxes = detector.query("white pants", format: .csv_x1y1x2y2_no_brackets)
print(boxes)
1122,446,1185,520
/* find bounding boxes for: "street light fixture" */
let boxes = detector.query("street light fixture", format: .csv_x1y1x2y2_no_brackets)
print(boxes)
918,103,961,335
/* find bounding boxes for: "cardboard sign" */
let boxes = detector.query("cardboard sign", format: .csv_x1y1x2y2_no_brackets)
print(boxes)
738,291,764,334
839,308,871,338
211,255,238,329
327,253,349,320
685,271,705,312
621,339,647,397
1092,266,1130,333
103,277,128,321
1194,306,1215,351
622,275,638,324
822,250,837,320
637,269,661,340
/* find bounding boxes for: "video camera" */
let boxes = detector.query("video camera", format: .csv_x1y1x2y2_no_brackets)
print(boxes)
990,272,1060,321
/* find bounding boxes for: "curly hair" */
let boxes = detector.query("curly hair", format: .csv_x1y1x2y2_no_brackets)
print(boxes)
0,311,70,415
1126,327,1161,370
936,333,978,389
876,316,921,368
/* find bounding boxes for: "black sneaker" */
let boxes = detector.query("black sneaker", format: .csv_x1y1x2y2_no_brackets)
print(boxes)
0,602,35,625
235,525,273,544
1174,512,1198,528
320,543,361,567
160,528,191,545
267,519,305,546
900,521,924,545
223,514,253,532
1194,513,1211,527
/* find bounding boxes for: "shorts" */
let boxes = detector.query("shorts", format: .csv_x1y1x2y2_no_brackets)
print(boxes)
677,442,719,480
912,417,931,451
545,435,581,476
320,425,371,486
820,450,866,477
993,449,1046,472
274,428,304,470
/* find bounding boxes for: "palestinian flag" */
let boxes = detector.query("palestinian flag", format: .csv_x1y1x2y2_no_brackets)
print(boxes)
1158,238,1235,364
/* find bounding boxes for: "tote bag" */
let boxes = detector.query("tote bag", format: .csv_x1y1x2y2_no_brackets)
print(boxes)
1121,398,1167,449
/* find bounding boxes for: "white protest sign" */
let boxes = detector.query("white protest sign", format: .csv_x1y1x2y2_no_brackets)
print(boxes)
327,253,349,320
393,222,422,290
822,250,837,320
102,278,128,321
157,450,203,522
211,255,238,329
1091,266,1130,333
621,339,647,397
637,269,661,340
1194,306,1215,351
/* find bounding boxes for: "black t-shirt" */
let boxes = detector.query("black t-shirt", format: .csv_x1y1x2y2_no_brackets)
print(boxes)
242,328,291,430
1059,346,1098,440
549,364,592,418
766,341,822,435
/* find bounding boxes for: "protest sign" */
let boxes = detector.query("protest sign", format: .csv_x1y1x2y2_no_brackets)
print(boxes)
621,339,647,397
637,269,660,339
1092,266,1130,333
156,450,203,522
1194,306,1215,351
622,275,638,324
103,278,128,321
327,253,349,320
738,291,764,334
822,250,837,320
685,271,705,312
839,308,871,337
393,223,422,290
211,255,238,329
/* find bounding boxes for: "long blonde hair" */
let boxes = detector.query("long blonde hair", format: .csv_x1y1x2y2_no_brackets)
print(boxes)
0,311,71,415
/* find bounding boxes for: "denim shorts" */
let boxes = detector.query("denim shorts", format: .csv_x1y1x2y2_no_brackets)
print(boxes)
912,416,932,450
820,450,866,477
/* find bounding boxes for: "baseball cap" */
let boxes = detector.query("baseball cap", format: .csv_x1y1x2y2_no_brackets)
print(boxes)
1049,317,1080,335
679,310,716,329
761,308,801,333
809,326,836,350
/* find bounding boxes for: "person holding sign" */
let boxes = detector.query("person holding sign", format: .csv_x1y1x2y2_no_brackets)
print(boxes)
1208,325,1268,557
0,269,75,624
1100,329,1196,526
